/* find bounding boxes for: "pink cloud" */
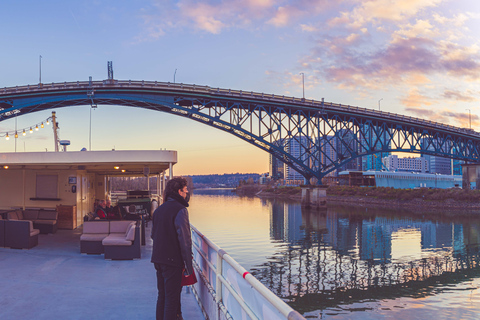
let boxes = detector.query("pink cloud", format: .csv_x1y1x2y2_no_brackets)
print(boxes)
405,106,479,128
142,0,337,35
443,89,477,102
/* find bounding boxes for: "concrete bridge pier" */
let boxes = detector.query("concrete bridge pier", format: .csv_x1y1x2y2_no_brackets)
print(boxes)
301,185,327,208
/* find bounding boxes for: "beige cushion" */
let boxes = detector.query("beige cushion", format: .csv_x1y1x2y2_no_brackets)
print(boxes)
30,229,40,236
38,210,57,220
83,221,109,234
23,210,39,220
109,221,133,233
80,233,109,241
7,211,19,220
125,224,136,241
34,219,56,225
102,234,132,246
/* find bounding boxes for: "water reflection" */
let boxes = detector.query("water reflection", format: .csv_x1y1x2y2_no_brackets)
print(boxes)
250,200,480,314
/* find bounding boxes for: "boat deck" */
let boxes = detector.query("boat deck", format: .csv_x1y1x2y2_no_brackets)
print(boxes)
0,224,204,320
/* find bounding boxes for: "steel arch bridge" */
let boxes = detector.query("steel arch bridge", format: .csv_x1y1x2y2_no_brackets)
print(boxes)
0,79,479,183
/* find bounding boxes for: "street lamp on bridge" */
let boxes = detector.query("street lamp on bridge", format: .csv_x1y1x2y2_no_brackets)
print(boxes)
378,98,383,111
299,72,305,100
466,109,471,129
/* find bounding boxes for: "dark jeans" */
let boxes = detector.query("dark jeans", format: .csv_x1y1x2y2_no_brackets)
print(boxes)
155,263,183,320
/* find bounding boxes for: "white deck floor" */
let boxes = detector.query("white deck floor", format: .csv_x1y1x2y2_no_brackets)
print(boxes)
0,223,205,320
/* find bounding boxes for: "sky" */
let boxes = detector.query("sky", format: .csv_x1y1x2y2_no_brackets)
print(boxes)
0,0,479,175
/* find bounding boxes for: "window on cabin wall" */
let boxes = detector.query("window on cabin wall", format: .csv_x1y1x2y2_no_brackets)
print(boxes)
36,174,58,199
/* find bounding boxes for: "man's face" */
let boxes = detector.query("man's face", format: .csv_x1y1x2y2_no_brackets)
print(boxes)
178,186,188,199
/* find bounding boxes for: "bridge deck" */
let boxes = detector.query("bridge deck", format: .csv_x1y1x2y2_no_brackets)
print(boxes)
0,224,204,320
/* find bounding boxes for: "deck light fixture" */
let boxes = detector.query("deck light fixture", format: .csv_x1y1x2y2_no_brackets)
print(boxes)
114,166,120,170
3,166,8,169
121,169,126,173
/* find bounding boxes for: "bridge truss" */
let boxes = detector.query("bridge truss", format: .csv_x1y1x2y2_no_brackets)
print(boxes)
1,80,479,183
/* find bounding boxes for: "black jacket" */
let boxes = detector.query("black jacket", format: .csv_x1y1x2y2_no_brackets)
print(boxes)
151,197,193,275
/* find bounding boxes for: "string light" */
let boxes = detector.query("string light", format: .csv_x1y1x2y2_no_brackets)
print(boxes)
1,115,53,142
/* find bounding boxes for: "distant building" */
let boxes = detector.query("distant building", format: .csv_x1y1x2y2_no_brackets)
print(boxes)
382,154,428,173
336,129,361,172
420,138,452,174
319,135,336,177
269,139,285,181
373,171,461,189
359,124,390,171
285,137,310,184
452,158,464,175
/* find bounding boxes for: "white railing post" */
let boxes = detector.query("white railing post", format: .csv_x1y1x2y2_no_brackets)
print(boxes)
216,250,224,320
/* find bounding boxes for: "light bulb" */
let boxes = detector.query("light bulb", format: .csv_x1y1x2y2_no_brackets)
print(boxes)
41,122,44,128
3,166,8,169
14,132,18,138
35,125,39,131
5,133,9,140
29,127,33,133
22,129,26,136
46,119,50,125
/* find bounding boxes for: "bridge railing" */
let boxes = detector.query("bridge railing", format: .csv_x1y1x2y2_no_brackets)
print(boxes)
1,80,478,137
190,225,305,320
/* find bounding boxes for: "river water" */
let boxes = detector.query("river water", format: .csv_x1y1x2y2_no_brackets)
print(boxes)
188,188,480,319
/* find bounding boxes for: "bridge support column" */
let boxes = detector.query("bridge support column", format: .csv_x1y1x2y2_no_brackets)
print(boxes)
301,185,327,208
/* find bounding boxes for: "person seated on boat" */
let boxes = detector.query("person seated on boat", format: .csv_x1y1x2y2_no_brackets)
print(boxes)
95,200,108,219
106,201,122,220
105,200,113,214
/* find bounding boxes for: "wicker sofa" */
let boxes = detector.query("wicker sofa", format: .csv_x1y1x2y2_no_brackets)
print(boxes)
80,220,141,260
7,209,58,234
4,217,40,249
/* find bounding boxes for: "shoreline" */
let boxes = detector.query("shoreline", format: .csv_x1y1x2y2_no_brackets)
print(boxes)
250,190,480,215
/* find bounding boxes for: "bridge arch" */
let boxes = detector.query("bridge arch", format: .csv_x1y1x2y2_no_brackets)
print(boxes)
1,80,479,183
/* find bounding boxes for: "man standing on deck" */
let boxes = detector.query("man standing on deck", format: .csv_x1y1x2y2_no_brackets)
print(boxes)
151,177,193,320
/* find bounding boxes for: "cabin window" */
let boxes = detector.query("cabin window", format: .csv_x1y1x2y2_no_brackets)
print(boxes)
36,174,58,199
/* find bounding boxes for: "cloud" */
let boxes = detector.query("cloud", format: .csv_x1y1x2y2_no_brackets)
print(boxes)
300,24,318,32
265,69,323,97
405,106,479,128
401,89,434,108
443,89,477,102
334,0,444,28
140,0,335,36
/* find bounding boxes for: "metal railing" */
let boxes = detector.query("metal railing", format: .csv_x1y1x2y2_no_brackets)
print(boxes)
190,225,305,320
1,80,477,138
